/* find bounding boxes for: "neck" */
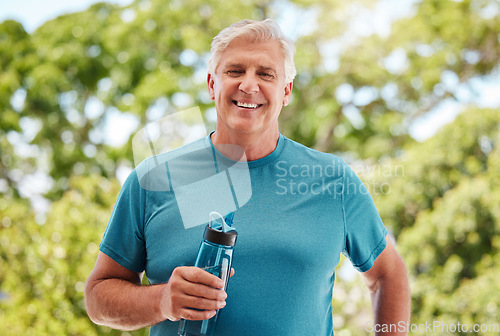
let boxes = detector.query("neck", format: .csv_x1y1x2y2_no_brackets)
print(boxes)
210,128,280,161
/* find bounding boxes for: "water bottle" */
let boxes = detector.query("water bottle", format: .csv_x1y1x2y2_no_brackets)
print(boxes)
178,212,237,336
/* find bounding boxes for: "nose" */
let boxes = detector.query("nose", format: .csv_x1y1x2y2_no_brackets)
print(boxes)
238,74,259,94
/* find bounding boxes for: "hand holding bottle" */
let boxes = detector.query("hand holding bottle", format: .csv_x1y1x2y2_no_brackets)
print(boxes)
160,266,235,322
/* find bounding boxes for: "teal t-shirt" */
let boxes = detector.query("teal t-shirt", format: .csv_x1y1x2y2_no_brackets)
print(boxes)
99,133,387,336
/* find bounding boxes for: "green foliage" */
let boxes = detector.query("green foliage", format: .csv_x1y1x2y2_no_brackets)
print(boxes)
332,255,373,335
1,0,499,334
366,107,500,335
0,175,151,335
373,108,500,237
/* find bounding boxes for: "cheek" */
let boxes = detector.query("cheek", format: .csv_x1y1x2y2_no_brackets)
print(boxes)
215,82,234,100
271,90,285,106
210,77,224,99
213,86,224,102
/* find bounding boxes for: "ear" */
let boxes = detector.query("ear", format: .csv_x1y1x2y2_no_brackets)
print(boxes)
283,81,293,106
207,73,215,100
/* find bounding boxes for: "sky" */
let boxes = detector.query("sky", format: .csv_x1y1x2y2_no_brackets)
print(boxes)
0,0,133,33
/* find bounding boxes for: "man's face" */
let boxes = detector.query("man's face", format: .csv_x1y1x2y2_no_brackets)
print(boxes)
207,38,292,138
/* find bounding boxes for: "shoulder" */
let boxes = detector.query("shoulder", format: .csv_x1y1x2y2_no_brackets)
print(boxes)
133,136,210,192
280,135,348,171
137,136,209,168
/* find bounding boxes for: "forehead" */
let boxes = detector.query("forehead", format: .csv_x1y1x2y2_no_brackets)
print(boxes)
219,38,285,71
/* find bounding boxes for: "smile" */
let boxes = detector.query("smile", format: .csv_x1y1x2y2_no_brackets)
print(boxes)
233,100,263,109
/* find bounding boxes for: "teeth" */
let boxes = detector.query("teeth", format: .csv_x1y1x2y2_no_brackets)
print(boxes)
236,101,259,108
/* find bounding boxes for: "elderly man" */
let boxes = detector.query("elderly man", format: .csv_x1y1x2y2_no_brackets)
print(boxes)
85,19,410,336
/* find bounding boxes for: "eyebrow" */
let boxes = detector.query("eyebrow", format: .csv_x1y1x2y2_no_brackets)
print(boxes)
224,63,244,68
258,66,277,73
223,63,277,73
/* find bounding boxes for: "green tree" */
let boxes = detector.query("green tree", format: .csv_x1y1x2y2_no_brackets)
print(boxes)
1,0,500,334
0,174,152,335
369,108,500,335
330,107,500,335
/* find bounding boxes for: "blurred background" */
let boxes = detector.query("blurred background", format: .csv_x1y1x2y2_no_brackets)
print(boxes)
1,0,499,335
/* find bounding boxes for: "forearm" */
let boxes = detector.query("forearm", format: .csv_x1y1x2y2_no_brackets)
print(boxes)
85,278,166,331
370,268,411,335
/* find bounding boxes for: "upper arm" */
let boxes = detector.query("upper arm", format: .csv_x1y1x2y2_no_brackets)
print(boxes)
86,251,143,292
361,236,407,293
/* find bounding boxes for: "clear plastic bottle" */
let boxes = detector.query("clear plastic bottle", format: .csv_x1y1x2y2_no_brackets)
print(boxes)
178,212,237,336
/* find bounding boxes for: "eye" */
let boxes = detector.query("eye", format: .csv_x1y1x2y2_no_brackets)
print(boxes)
227,70,244,76
259,72,274,79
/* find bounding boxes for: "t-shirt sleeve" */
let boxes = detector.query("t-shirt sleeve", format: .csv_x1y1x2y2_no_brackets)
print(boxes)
340,160,387,272
99,168,147,273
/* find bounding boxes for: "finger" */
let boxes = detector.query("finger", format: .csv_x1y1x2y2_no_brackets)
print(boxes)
181,294,227,311
181,267,225,289
181,280,228,301
230,268,235,278
180,308,217,321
